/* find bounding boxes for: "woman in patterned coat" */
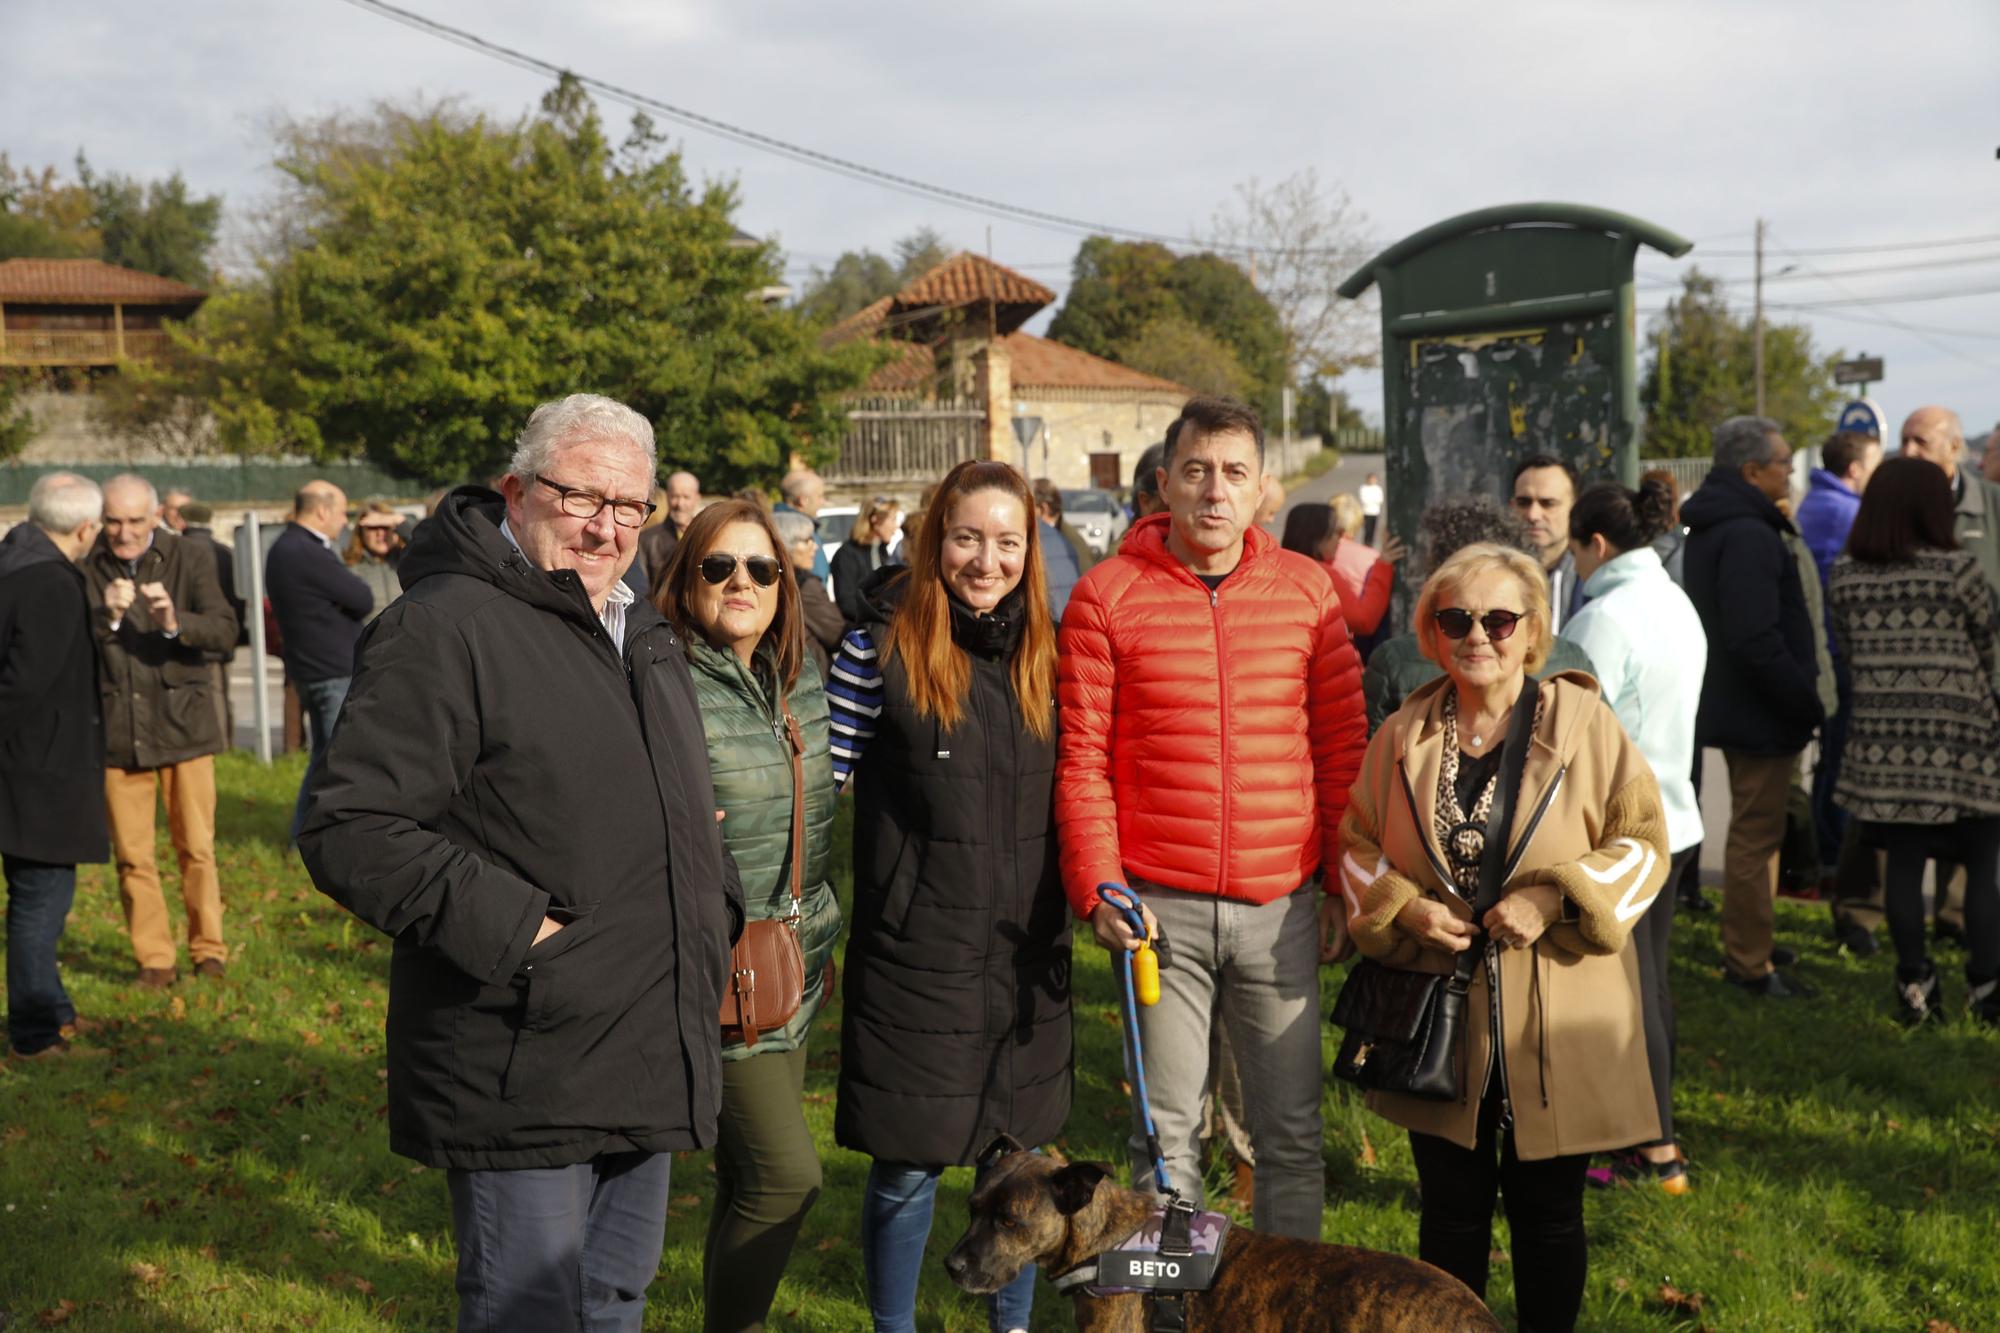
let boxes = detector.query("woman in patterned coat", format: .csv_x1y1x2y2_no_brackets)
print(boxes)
1828,455,2000,1024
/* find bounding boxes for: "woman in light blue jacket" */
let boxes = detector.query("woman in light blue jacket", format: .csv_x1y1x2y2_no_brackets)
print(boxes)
1560,475,1707,1193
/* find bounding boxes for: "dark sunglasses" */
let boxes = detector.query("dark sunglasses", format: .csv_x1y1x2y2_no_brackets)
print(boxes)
698,553,781,588
1434,608,1524,641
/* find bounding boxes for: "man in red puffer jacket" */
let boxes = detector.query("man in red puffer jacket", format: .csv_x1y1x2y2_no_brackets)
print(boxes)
1057,395,1367,1239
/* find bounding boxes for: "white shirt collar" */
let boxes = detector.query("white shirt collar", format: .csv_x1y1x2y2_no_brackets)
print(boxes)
498,518,633,642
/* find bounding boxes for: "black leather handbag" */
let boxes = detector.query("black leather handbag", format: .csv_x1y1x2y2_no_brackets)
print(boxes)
1331,678,1539,1101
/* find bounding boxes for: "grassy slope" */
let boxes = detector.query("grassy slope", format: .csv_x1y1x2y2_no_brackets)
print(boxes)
2,752,1997,1330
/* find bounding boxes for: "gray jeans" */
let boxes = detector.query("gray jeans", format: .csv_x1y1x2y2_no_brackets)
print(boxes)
1123,882,1324,1239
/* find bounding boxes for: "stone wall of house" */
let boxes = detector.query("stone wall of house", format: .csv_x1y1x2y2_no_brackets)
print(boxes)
1011,390,1186,492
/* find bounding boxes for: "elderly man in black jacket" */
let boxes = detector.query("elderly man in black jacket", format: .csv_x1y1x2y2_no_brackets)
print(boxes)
1683,415,1825,999
300,393,743,1333
0,473,106,1058
85,474,241,988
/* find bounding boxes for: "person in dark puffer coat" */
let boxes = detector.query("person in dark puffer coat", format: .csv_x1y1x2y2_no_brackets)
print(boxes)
657,499,842,1333
825,460,1070,1333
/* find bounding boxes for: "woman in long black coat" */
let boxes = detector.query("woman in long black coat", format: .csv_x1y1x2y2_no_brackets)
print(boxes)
825,460,1071,1333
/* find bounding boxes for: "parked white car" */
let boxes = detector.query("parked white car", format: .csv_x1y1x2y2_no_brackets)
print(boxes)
815,506,903,572
1060,488,1130,556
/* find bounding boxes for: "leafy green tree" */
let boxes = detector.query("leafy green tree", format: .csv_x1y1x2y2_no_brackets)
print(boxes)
796,226,957,326
1116,314,1252,401
0,154,220,283
138,77,879,490
0,371,36,463
1640,269,1844,458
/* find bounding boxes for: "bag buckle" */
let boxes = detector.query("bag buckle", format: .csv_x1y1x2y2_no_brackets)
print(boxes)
1351,1041,1373,1069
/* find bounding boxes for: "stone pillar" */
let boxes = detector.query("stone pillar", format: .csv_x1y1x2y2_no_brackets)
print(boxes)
976,338,1013,463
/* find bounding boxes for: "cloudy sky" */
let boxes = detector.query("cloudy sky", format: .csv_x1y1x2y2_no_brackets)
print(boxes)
7,0,1998,434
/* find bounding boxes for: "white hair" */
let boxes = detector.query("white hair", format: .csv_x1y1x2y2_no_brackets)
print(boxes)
771,509,816,548
508,394,657,482
101,471,159,511
29,472,105,534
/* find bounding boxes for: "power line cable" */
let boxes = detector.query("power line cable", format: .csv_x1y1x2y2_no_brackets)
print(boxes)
332,0,1370,261
1767,227,2000,375
1698,229,2000,258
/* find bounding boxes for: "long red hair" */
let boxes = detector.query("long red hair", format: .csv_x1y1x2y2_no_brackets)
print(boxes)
881,460,1057,741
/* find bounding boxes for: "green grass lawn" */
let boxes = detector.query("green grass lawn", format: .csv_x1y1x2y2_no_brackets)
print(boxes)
4,751,1999,1329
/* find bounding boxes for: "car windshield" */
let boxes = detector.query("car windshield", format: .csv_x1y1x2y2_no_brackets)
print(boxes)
1063,490,1114,512
815,512,853,544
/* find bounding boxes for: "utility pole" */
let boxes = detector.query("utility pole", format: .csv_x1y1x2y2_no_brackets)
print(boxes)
1753,217,1766,417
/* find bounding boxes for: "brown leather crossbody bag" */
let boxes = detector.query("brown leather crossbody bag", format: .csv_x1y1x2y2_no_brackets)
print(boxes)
720,712,808,1048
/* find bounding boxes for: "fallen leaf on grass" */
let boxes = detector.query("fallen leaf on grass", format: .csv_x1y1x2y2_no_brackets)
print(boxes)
199,1244,219,1262
1659,1283,1706,1312
1357,1128,1377,1168
1886,1119,1904,1133
350,1276,376,1297
90,1145,111,1164
816,1237,842,1252
128,1261,166,1287
1612,1277,1630,1293
36,1299,78,1326
168,995,186,1021
671,1194,700,1208
2,1125,26,1148
312,1229,339,1246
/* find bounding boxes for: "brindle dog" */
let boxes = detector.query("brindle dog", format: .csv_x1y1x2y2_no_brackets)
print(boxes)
944,1142,1502,1332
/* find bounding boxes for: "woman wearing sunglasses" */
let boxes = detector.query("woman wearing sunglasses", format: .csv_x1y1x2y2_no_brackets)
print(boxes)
1339,541,1670,1333
824,460,1068,1333
655,499,841,1333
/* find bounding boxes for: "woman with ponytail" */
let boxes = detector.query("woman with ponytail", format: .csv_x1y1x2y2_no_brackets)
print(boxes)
1559,475,1707,1193
824,460,1069,1333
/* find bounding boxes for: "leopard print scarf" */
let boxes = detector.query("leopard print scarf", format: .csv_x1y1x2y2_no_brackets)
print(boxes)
1434,689,1543,893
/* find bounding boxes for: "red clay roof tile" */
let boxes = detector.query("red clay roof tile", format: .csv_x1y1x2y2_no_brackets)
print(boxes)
0,258,207,305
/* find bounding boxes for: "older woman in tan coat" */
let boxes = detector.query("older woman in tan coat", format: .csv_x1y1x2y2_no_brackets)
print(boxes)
1339,542,1668,1333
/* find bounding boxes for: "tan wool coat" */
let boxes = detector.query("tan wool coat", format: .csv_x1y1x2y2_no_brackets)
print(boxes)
1338,671,1669,1160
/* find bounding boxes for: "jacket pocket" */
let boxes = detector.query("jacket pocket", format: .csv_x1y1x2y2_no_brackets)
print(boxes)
877,834,925,937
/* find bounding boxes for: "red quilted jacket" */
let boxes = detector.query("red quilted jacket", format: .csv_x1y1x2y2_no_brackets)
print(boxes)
1055,515,1368,918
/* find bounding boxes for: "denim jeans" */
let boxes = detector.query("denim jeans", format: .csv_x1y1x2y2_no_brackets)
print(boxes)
4,856,78,1055
291,674,350,841
446,1150,672,1333
861,1160,1034,1333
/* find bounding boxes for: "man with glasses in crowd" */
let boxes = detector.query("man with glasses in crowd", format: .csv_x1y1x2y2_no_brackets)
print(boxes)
300,393,740,1332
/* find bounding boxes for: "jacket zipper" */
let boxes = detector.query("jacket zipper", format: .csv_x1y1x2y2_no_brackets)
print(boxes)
1396,762,1460,896
1210,586,1230,894
1485,939,1513,1130
1501,766,1567,881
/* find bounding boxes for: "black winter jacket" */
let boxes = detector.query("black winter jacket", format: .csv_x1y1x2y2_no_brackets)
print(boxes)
1682,469,1825,754
266,523,372,683
0,524,108,865
300,488,744,1170
835,571,1073,1166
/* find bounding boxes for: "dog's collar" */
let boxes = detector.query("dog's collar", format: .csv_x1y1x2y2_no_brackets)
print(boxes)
1054,1205,1232,1299
1049,1261,1100,1293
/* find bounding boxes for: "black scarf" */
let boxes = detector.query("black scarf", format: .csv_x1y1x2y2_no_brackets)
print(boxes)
948,585,1026,660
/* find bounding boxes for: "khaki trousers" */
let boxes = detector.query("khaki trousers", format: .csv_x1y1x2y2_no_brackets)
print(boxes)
1721,750,1799,980
105,756,226,970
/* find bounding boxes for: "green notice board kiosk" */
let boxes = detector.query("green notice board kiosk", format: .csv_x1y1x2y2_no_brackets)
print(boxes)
1337,203,1692,588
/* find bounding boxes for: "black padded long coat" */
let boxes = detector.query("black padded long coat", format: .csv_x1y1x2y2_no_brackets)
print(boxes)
835,574,1073,1167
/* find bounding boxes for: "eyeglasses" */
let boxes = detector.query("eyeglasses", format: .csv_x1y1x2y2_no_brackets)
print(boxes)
534,474,658,529
1434,608,1524,641
699,553,782,588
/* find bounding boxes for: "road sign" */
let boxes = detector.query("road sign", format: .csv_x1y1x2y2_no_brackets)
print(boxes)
1834,357,1884,385
1837,399,1888,439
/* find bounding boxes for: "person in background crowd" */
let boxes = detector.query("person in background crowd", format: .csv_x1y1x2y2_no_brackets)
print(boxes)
1359,470,1385,546
831,496,901,625
1796,432,1883,926
777,468,832,585
1031,478,1085,620
1058,395,1367,1239
0,473,106,1058
1983,424,2000,485
1828,456,2000,1025
86,473,240,987
774,509,845,684
826,460,1070,1333
158,487,192,534
343,501,406,625
1511,454,1586,632
1130,441,1167,520
1254,475,1285,530
1641,469,1689,586
301,394,741,1333
266,481,373,842
639,470,703,589
1280,495,1403,643
1362,496,1596,734
1561,478,1707,1194
176,502,245,744
1682,416,1823,999
656,499,840,1333
1343,541,1669,1333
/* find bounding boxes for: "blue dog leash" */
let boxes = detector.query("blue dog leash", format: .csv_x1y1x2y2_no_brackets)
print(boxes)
1098,882,1174,1198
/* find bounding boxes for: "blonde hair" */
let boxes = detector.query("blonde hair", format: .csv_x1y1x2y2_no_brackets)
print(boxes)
1413,542,1552,674
1328,493,1365,539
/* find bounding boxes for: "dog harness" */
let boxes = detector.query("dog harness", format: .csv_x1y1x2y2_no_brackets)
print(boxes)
1051,1197,1232,1330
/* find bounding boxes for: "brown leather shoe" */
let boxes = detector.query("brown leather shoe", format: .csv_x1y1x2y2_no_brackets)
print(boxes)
193,959,226,980
136,967,178,989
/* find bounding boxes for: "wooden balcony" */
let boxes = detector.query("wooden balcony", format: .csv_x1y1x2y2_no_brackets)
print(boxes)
0,328,174,366
828,397,987,485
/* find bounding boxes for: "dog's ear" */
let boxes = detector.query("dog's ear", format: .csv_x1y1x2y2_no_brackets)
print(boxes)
975,1134,1025,1171
1050,1161,1112,1216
